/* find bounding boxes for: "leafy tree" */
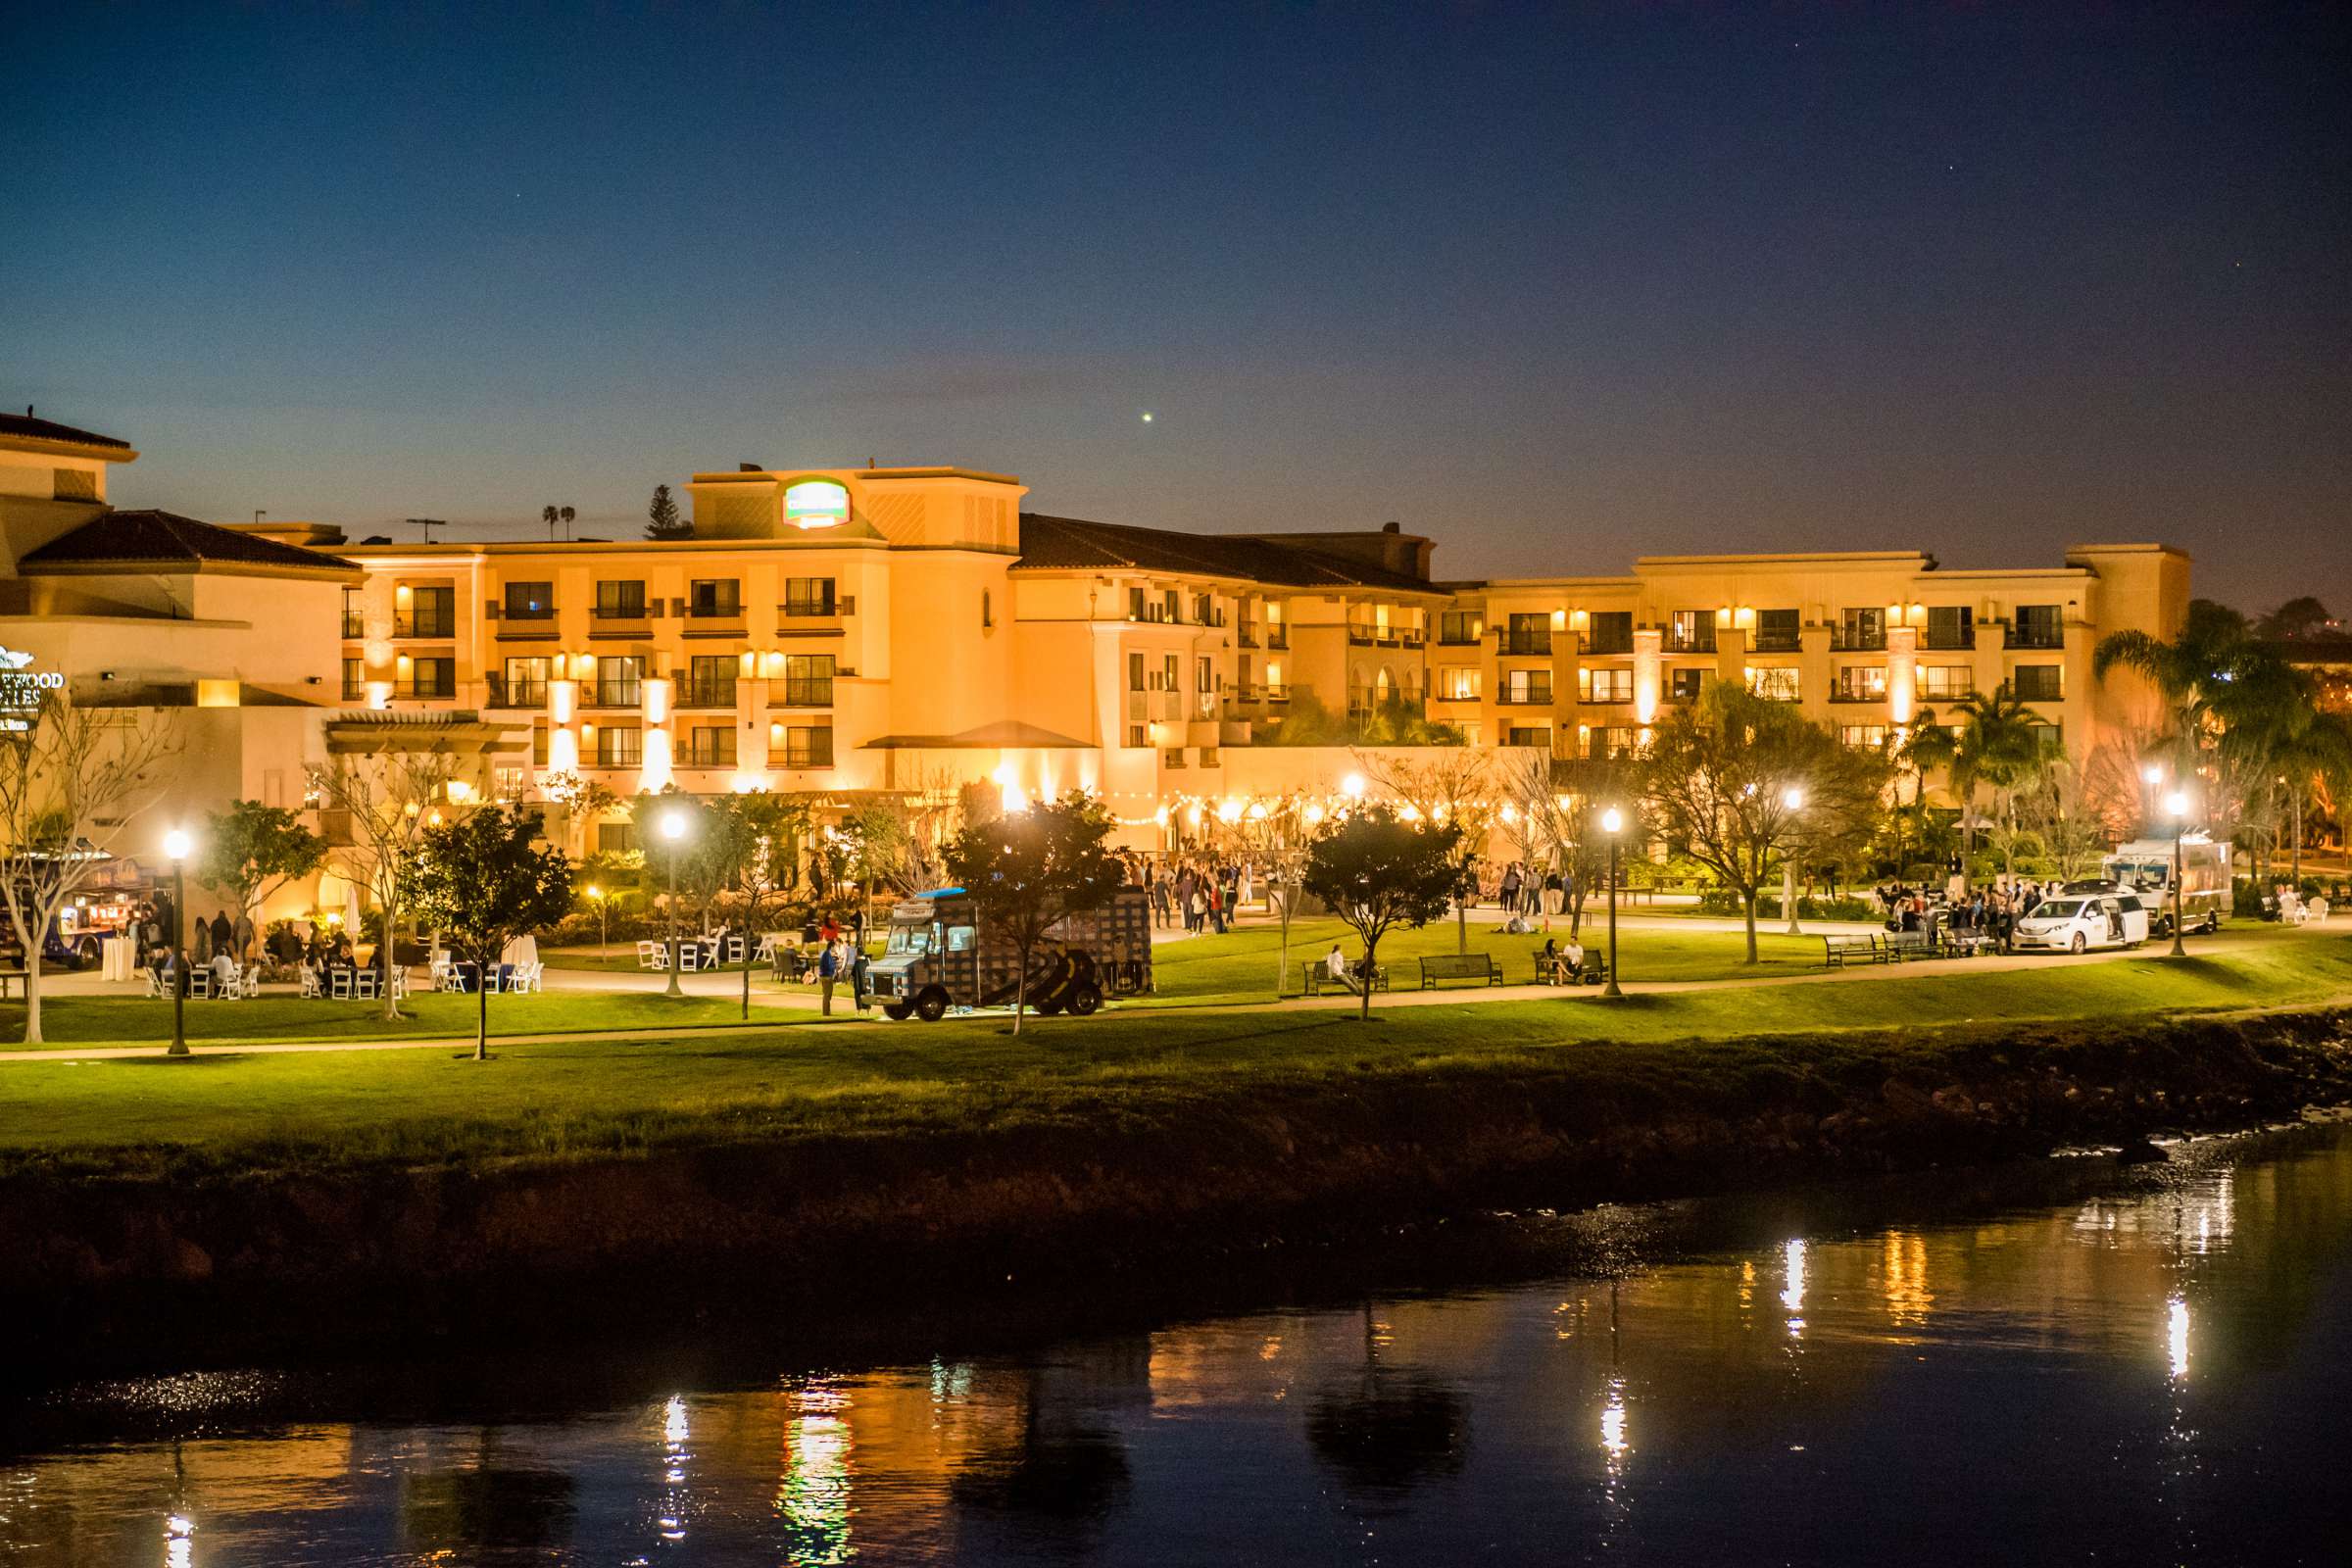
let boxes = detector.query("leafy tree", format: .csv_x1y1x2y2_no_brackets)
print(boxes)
1357,748,1497,951
402,805,572,1059
309,748,476,1020
645,483,691,541
2256,595,2331,641
1257,690,1466,747
1640,683,1878,962
1299,804,1462,1019
193,800,328,957
0,695,178,1043
943,791,1123,1034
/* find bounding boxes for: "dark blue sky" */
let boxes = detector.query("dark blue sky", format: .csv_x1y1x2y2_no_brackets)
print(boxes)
5,2,2345,608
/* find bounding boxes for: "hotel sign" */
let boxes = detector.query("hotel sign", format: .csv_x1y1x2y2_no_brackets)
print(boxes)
0,647,65,732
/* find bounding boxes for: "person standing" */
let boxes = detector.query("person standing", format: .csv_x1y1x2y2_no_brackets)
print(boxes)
1499,861,1524,915
851,939,871,1011
816,939,839,1016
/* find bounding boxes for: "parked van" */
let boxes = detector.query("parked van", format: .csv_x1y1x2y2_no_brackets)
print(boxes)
2014,891,2150,954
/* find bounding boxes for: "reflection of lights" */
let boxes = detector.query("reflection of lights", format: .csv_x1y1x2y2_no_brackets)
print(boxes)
1600,1378,1630,1461
166,1514,194,1568
1781,1239,1806,1312
659,1394,690,1544
777,1384,855,1566
2168,1296,2190,1381
1882,1232,1934,1327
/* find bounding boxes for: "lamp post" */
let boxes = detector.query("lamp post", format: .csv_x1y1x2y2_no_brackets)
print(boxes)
2165,789,2190,957
163,828,192,1056
1781,785,1806,937
586,884,606,952
661,808,688,998
1600,807,1624,998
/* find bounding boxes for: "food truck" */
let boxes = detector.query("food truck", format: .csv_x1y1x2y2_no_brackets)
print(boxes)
866,886,1152,1021
2098,836,2231,936
0,850,151,970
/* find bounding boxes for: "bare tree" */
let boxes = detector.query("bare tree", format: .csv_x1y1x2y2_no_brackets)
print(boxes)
0,696,178,1044
1355,748,1497,953
309,749,472,1020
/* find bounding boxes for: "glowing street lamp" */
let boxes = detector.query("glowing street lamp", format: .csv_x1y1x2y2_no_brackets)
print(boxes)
2164,789,2191,957
1600,807,1625,998
661,808,690,997
162,828,193,1055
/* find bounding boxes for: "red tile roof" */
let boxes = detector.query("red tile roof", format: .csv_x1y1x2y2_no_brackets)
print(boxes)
20,510,358,574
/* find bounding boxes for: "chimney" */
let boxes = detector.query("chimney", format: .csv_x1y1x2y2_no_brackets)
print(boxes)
738,462,764,472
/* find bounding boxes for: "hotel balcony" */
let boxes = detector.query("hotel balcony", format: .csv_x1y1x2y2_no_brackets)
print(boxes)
583,682,642,710
2006,626,2066,650
589,606,651,639
1266,626,1289,650
1828,689,1888,705
483,675,547,710
1661,629,1716,655
676,678,738,710
681,602,746,636
392,613,455,639
494,608,558,640
1922,628,1977,651
1499,632,1553,658
1829,627,1887,652
766,678,835,710
1750,631,1802,653
1127,690,1185,723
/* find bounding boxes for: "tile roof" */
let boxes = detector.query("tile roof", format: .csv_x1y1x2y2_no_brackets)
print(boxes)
19,510,359,574
0,412,133,451
1016,514,1436,594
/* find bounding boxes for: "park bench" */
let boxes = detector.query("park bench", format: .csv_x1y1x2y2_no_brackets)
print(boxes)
0,967,24,1001
1303,963,1390,998
1419,953,1505,990
1882,930,1934,962
1820,934,1878,968
1942,931,1992,958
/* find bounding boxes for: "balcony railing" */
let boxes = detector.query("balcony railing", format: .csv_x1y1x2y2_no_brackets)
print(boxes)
393,613,454,639
1500,632,1553,658
501,605,556,622
1750,632,1802,653
393,681,455,701
1662,630,1715,654
2007,627,2065,650
1266,627,1289,650
1829,689,1887,705
1922,629,1976,651
592,604,649,621
1580,633,1631,656
1237,625,1259,648
1829,627,1886,652
678,679,738,709
780,738,835,769
485,676,548,709
1495,690,1555,707
340,614,364,639
587,682,643,709
769,678,835,709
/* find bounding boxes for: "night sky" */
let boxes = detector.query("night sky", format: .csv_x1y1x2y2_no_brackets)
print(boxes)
5,2,2345,610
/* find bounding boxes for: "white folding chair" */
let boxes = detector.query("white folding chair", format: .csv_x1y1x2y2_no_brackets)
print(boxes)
637,940,662,970
356,970,380,1001
141,967,164,1000
678,942,701,972
299,966,322,999
330,967,353,1000
518,960,544,994
755,933,778,963
390,967,411,1000
723,935,747,965
187,970,212,1000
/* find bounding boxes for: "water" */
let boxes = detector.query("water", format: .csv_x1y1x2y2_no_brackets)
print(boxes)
6,1125,2351,1566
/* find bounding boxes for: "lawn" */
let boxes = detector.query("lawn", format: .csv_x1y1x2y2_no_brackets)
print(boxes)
0,927,2345,1182
0,990,801,1049
1139,915,1845,1004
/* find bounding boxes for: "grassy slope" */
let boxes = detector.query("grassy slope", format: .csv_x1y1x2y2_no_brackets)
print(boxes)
2,930,2346,1181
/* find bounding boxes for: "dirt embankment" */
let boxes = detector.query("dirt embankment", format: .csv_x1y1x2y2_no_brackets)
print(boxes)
7,1009,2348,1360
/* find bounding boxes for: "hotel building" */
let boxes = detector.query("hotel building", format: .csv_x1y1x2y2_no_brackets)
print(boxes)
3,409,2190,888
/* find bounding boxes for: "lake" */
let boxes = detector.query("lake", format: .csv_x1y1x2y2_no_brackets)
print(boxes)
5,1121,2349,1565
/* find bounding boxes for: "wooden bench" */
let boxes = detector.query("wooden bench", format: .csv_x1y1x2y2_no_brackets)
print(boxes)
1821,934,1878,968
1942,931,1991,958
1304,964,1390,998
0,967,24,1001
1882,930,1933,962
1418,953,1505,989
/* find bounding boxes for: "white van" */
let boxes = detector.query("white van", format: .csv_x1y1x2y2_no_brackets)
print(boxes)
2014,891,2150,954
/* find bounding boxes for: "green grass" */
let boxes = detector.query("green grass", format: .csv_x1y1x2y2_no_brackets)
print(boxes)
0,990,799,1049
0,928,2345,1183
1138,915,1846,1004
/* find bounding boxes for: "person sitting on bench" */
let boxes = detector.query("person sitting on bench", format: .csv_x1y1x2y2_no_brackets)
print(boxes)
1563,936,1587,982
1536,937,1561,982
1326,943,1360,995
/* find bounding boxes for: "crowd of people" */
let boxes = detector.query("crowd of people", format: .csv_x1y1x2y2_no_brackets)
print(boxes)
1870,874,2068,952
1130,856,1260,934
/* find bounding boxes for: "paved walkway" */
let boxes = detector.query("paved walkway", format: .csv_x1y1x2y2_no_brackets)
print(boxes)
3,921,2330,1064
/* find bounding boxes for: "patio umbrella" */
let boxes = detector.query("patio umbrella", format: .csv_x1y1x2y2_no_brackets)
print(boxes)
346,883,365,952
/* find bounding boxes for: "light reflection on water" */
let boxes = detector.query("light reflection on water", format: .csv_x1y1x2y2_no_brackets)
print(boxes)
4,1129,2350,1565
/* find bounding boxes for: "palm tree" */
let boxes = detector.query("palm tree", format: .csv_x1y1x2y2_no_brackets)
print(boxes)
559,505,575,540
540,504,559,542
1896,708,1957,808
1949,686,2048,875
2092,599,2253,781
2274,710,2352,884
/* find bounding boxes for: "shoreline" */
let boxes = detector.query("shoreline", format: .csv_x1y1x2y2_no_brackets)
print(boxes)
5,1004,2348,1372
